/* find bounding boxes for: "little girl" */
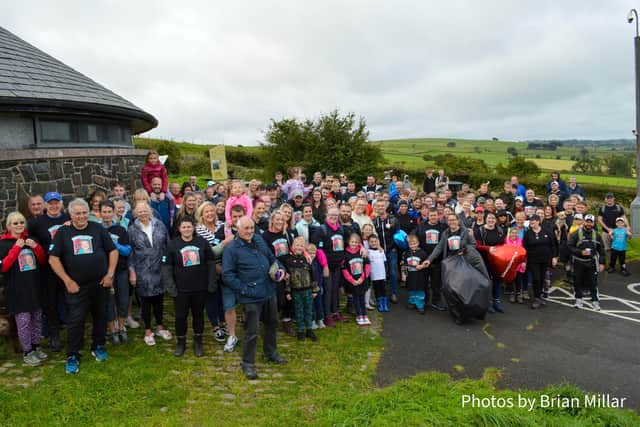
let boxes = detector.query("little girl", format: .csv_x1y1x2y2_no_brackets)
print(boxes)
224,180,253,224
367,234,389,312
361,224,377,310
342,233,371,325
140,150,168,201
280,167,308,202
505,227,527,304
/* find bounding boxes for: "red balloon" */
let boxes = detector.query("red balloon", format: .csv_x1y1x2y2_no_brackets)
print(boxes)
487,245,527,284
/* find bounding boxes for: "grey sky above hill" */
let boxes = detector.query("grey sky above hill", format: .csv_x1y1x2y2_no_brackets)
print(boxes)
4,1,637,145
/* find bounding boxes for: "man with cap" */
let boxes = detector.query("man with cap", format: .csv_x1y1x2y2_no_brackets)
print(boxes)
567,214,605,310
545,171,567,194
27,192,70,352
597,193,628,263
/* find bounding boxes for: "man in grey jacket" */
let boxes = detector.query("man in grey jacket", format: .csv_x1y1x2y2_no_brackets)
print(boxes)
222,216,287,379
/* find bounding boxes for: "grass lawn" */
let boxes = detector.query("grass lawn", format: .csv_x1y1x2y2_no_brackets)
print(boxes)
1,296,638,426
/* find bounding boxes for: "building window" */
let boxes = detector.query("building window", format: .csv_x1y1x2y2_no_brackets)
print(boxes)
37,118,131,146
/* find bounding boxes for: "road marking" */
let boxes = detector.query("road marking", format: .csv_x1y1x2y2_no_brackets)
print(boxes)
627,283,640,295
546,286,640,324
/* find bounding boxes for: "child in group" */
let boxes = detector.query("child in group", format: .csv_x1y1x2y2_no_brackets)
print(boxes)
140,150,168,201
361,223,377,310
505,227,527,303
402,234,429,314
569,213,584,236
367,234,389,312
307,243,327,329
224,180,253,224
280,167,309,202
284,237,319,341
609,217,632,276
342,233,371,325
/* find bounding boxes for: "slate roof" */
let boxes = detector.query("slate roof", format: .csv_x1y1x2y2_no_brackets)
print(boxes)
0,26,157,134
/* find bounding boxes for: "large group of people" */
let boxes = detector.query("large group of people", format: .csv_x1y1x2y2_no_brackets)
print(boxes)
0,151,632,379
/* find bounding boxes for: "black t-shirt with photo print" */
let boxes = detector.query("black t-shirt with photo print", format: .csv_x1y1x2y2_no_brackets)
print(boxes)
50,222,116,284
165,235,214,293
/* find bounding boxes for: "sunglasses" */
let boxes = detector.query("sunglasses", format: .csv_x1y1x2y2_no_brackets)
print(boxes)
11,221,25,225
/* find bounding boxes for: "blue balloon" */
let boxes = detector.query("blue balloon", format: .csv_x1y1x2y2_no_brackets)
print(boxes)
393,229,409,250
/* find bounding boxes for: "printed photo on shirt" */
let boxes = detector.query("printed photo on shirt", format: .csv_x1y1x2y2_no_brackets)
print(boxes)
181,246,201,267
331,234,344,251
18,249,36,272
447,236,461,252
406,256,421,272
48,224,62,240
72,235,94,255
272,238,289,257
425,229,440,244
349,258,364,276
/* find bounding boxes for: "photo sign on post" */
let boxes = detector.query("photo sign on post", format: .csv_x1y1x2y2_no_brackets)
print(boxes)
209,146,228,182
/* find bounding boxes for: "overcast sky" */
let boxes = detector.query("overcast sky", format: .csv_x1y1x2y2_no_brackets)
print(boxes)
4,1,638,145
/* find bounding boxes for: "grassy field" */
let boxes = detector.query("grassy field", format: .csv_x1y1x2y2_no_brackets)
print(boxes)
1,297,638,426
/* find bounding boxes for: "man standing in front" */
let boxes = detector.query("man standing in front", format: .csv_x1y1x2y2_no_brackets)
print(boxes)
568,214,605,311
222,216,287,380
49,199,118,374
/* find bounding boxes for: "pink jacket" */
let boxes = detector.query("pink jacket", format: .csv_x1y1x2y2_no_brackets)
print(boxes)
505,237,526,273
141,162,168,193
225,194,253,223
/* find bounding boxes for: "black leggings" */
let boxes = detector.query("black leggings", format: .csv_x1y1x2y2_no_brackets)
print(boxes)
175,291,207,336
528,262,547,299
610,250,627,269
140,294,164,330
371,279,387,299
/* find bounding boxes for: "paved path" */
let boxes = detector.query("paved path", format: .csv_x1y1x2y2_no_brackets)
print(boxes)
375,263,640,409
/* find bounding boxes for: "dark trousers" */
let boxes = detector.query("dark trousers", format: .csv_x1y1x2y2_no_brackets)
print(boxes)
426,263,442,305
140,294,164,330
205,290,225,328
324,265,342,316
574,260,599,301
512,272,525,292
610,250,627,269
41,269,65,338
371,279,387,299
276,281,295,320
175,291,207,336
65,281,108,357
292,290,313,331
352,283,368,316
241,297,278,367
527,262,547,299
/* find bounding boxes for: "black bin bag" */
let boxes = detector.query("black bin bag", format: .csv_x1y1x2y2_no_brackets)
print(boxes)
441,247,491,322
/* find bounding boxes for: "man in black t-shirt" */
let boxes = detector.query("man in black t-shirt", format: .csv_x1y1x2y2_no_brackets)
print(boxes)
598,192,629,257
49,199,118,375
28,191,70,352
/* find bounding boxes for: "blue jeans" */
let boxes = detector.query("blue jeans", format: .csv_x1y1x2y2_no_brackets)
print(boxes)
205,290,225,328
313,276,325,321
386,250,399,295
408,290,426,309
107,269,130,321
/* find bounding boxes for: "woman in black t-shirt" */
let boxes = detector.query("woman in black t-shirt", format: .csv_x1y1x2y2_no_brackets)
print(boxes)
163,217,215,357
523,214,558,309
0,212,47,366
474,212,506,314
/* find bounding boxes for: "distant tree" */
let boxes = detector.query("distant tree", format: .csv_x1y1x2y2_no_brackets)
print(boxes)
495,156,540,178
492,137,499,141
474,146,481,153
556,155,561,160
262,110,383,183
442,156,489,175
447,141,456,148
603,154,633,176
572,156,602,174
579,147,589,157
506,147,518,156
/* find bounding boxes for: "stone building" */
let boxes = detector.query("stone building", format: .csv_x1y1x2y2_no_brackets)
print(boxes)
0,26,157,223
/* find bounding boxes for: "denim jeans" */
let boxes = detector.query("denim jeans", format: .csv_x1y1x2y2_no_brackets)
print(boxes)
386,250,399,295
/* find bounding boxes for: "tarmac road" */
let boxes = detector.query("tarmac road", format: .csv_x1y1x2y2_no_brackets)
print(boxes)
375,263,640,410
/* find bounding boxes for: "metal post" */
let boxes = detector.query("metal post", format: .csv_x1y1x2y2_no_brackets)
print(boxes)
628,10,640,236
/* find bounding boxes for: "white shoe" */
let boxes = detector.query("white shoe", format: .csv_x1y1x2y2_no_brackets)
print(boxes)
144,334,156,346
363,316,372,325
311,321,318,330
574,298,583,309
592,301,601,311
365,304,375,311
355,316,363,325
125,317,140,329
156,329,172,340
224,335,238,353
317,319,326,329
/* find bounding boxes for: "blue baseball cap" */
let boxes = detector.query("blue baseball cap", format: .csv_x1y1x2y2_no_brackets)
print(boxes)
44,192,62,202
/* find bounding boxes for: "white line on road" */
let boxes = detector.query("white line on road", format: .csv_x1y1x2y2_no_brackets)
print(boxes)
547,286,640,324
627,283,640,296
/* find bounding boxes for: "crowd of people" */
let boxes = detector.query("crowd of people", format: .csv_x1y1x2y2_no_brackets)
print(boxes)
0,150,632,379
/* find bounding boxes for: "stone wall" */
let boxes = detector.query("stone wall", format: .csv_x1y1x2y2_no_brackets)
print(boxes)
0,148,148,224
